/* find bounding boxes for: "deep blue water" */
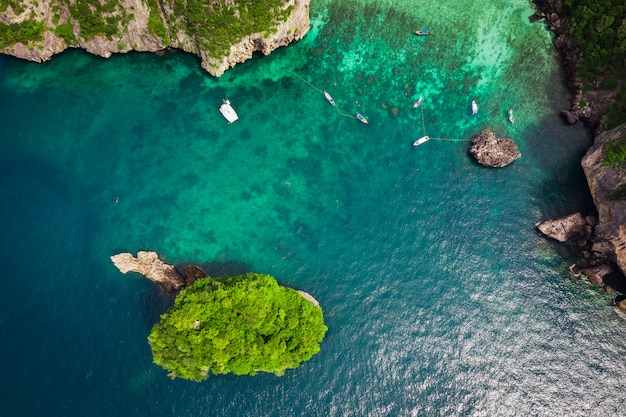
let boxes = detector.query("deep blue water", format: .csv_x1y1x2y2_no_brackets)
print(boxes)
2,1,626,416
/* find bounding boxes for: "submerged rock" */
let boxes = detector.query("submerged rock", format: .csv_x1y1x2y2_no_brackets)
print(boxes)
111,251,185,293
469,130,521,167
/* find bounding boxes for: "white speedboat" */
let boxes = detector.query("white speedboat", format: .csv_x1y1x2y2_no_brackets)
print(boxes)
219,99,239,124
471,99,478,115
413,136,430,146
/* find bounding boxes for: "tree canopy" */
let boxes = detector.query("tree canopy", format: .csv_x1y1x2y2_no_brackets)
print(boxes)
148,273,327,381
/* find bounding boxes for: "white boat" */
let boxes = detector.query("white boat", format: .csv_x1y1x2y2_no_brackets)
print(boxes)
324,91,336,106
356,113,368,124
508,108,515,124
413,136,430,146
413,95,423,108
219,99,239,124
471,100,478,115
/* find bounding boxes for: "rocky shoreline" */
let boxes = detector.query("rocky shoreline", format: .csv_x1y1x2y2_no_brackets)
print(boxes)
531,0,619,130
0,0,310,77
532,1,626,312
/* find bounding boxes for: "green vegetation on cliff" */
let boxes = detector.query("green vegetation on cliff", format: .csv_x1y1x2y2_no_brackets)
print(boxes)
0,19,45,46
148,273,327,381
0,0,295,62
162,0,294,61
560,0,626,78
552,0,626,128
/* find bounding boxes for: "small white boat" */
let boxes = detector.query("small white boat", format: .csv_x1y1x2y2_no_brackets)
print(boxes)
356,113,368,124
471,100,478,115
219,99,239,124
413,95,423,108
324,91,336,106
508,108,515,124
413,136,430,146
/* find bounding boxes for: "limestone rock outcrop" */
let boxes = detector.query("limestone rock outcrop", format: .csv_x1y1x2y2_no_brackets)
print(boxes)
111,251,185,293
469,130,521,167
0,0,310,77
581,122,626,276
536,213,587,243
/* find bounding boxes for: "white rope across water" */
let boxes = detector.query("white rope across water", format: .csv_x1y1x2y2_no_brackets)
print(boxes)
419,105,471,142
290,70,472,136
289,70,358,120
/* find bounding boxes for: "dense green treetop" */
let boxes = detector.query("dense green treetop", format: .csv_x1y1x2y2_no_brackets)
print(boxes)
148,273,327,381
550,0,626,128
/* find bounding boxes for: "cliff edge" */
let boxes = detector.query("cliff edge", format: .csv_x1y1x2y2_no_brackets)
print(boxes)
0,0,310,77
581,123,626,275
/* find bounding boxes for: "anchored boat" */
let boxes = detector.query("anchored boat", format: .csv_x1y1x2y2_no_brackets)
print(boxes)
413,136,430,146
356,113,368,124
219,99,239,124
413,95,423,108
415,29,431,36
324,91,336,106
508,108,515,124
471,99,478,115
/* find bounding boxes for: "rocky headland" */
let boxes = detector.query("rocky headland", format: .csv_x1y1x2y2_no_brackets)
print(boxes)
111,251,187,293
110,251,321,306
469,129,521,168
0,0,310,77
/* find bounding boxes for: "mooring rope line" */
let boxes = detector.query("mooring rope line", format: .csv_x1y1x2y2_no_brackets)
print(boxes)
289,70,358,120
430,137,471,142
419,105,471,142
291,70,472,132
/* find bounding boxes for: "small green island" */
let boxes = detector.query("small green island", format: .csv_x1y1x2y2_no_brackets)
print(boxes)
148,272,327,381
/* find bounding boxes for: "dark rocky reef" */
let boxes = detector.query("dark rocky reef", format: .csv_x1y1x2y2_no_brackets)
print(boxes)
469,130,521,168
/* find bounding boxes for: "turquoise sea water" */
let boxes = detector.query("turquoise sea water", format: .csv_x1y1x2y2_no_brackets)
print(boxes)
2,0,626,415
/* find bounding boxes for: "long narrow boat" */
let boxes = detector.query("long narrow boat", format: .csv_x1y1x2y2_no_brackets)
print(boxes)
356,113,368,124
471,99,478,115
415,29,431,36
413,136,430,146
508,108,515,124
219,99,239,124
324,91,336,106
413,95,423,108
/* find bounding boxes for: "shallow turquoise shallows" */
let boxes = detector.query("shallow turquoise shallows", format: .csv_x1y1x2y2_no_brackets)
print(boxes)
1,0,626,416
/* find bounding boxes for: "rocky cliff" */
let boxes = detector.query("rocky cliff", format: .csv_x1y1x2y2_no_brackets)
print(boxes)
0,0,310,77
581,123,626,275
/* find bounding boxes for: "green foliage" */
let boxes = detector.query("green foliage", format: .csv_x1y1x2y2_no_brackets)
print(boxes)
54,23,74,44
0,20,45,47
64,0,122,41
1,0,296,62
148,273,327,381
561,0,625,76
601,133,626,169
0,1,26,15
161,0,295,60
